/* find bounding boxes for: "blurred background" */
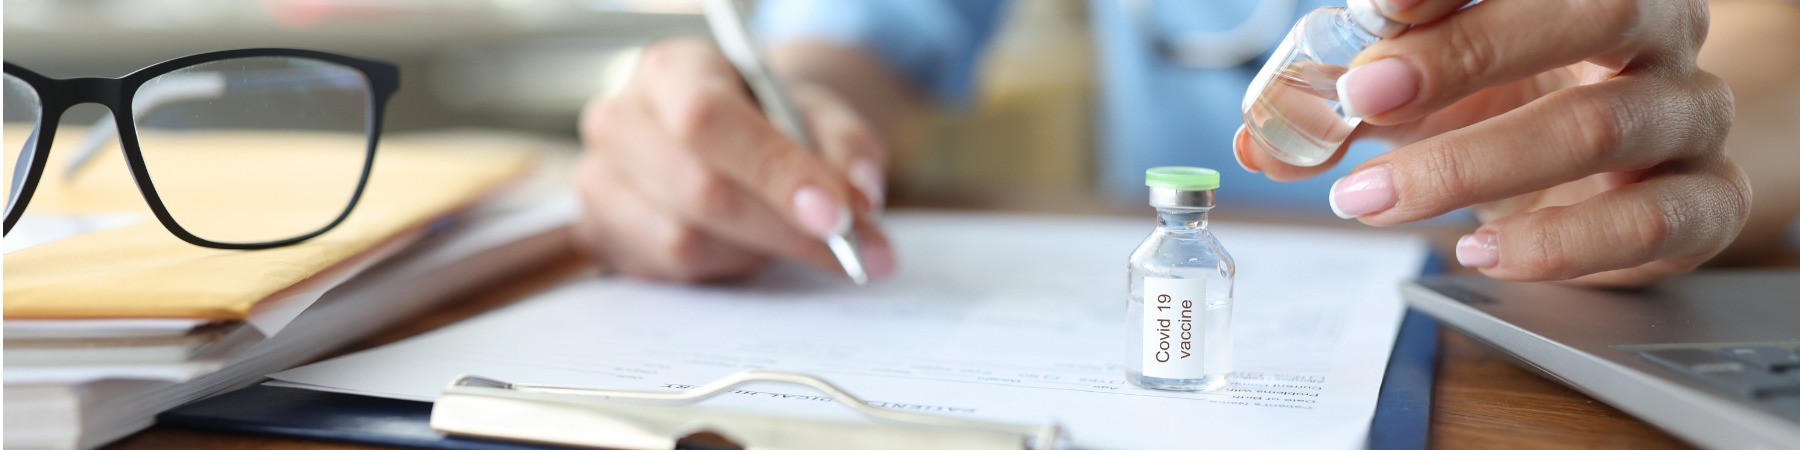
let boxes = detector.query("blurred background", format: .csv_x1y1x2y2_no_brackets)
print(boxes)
3,0,1106,211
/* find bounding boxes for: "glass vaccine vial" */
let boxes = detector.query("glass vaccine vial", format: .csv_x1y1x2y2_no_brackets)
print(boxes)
1126,167,1236,392
1241,0,1406,166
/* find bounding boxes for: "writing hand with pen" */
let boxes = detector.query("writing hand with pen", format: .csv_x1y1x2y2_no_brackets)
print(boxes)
573,38,895,284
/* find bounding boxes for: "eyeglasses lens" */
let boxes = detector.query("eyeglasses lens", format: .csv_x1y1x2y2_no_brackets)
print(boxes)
132,57,373,244
4,73,44,216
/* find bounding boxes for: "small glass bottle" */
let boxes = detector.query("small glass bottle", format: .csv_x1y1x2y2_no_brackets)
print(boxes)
1241,0,1406,167
1126,167,1236,392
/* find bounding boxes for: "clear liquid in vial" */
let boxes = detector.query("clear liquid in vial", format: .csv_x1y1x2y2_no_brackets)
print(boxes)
1241,4,1383,167
1123,206,1235,392
1244,63,1358,167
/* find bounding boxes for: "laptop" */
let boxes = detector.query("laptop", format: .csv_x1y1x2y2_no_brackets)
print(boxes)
1401,270,1800,449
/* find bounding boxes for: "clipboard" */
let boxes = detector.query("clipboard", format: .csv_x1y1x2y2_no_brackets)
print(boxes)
157,253,1448,449
157,306,1438,450
429,371,1063,450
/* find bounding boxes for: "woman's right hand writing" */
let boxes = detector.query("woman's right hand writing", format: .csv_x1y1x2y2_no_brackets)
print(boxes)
574,37,894,283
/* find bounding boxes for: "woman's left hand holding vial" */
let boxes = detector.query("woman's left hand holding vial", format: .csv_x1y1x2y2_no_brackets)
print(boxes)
1234,0,1749,287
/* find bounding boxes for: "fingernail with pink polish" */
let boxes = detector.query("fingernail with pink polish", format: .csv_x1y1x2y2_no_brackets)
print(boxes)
1328,166,1397,219
1456,231,1500,268
1336,58,1419,119
849,158,886,211
793,187,850,238
862,240,896,280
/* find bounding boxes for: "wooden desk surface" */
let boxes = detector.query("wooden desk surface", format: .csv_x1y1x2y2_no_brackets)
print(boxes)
107,231,1699,450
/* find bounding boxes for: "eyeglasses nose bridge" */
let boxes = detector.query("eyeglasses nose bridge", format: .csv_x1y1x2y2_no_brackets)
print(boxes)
42,77,129,112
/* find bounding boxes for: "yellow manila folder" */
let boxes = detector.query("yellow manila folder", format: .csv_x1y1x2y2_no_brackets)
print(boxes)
3,129,536,319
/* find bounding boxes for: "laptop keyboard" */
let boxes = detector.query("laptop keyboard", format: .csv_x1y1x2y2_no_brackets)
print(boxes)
1640,346,1800,419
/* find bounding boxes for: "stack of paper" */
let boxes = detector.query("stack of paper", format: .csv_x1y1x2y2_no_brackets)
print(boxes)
270,213,1428,449
2,130,576,450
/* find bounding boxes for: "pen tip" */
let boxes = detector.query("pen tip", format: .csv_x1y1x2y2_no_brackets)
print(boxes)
825,233,870,287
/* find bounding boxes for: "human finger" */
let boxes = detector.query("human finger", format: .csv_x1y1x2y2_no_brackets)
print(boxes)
636,39,866,243
1453,159,1751,282
1232,124,1350,181
791,83,887,211
572,151,771,283
581,92,896,280
1370,0,1471,26
1328,73,1734,224
788,85,902,279
1563,259,1705,288
1339,0,1707,125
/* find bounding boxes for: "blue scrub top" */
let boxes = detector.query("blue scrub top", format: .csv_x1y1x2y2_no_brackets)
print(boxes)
755,0,1400,218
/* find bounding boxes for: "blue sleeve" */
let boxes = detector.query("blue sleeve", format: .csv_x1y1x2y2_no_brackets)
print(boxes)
753,0,1009,105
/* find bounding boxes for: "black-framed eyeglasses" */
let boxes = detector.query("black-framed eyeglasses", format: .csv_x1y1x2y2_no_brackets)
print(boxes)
3,48,399,250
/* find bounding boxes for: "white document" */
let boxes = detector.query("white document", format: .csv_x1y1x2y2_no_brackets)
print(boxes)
4,319,211,340
269,212,1427,450
3,213,145,254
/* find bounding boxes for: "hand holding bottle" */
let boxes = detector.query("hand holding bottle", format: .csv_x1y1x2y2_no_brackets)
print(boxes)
1235,0,1747,287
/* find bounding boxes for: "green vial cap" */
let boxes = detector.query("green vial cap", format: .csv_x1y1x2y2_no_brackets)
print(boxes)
1145,166,1220,191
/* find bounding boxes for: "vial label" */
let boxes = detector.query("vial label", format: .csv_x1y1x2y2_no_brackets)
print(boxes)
1142,276,1205,379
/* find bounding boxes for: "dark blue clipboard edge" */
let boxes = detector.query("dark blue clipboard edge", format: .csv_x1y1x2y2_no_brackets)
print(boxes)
159,255,1444,450
1366,251,1446,450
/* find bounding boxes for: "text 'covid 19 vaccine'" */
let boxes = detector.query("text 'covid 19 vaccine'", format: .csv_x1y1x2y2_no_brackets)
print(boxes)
1125,167,1236,392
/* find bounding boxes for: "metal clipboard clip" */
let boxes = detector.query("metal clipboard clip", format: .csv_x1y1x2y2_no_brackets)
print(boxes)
430,370,1067,450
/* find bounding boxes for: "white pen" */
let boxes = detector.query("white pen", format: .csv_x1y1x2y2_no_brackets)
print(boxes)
701,0,870,286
